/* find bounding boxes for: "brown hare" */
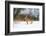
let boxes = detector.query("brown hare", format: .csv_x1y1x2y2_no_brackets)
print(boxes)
24,16,32,24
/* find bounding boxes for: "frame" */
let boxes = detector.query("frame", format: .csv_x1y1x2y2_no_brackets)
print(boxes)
5,1,45,35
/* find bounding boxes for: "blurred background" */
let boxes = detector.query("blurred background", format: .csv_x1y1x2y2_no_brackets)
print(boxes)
14,8,39,21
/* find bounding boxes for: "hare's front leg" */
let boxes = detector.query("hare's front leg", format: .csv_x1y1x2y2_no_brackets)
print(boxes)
26,21,28,24
30,20,32,24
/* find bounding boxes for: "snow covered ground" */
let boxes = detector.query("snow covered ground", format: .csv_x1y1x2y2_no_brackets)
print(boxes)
11,21,42,32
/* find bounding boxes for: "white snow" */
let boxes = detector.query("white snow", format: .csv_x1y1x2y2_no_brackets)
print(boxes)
12,21,42,32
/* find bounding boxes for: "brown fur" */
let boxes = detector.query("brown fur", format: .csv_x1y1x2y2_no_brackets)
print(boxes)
15,15,32,24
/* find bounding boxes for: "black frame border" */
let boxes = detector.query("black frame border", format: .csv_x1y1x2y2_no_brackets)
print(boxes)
5,1,45,35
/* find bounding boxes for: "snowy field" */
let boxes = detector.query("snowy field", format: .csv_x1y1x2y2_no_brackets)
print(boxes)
12,21,42,32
